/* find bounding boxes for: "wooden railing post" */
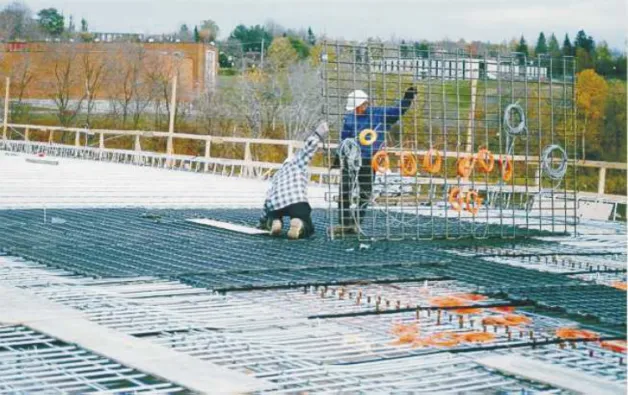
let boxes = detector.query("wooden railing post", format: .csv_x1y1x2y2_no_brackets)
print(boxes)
204,139,211,172
75,130,80,147
598,167,606,195
24,127,29,141
243,141,252,177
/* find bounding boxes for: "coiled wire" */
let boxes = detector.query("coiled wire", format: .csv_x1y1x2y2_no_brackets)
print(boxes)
541,144,568,181
339,138,362,229
503,103,527,136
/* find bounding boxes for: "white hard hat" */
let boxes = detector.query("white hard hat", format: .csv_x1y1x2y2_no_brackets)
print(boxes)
346,90,368,112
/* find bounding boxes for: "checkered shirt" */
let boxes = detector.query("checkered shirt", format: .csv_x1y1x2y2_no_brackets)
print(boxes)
263,134,321,213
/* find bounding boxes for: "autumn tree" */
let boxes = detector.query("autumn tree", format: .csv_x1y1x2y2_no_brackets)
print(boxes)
0,1,38,40
49,47,86,127
576,69,608,159
81,46,110,125
601,80,627,163
267,37,299,70
9,54,36,122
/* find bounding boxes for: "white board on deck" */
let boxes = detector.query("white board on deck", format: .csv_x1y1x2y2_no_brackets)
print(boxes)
186,218,269,235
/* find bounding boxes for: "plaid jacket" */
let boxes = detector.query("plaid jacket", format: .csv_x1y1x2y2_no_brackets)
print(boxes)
263,134,321,214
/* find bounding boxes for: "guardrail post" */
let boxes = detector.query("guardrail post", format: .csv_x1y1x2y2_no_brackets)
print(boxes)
204,139,211,172
243,141,252,177
74,130,80,147
134,134,141,152
598,167,606,195
24,127,29,141
48,129,53,144
287,142,294,159
133,134,142,164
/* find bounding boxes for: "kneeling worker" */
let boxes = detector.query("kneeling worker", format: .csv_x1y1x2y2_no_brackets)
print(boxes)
259,121,329,239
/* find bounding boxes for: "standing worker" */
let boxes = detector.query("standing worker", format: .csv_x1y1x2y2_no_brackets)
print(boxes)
258,121,329,239
338,87,417,230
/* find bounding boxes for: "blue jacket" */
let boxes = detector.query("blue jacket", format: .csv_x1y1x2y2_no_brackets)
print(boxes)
341,97,413,159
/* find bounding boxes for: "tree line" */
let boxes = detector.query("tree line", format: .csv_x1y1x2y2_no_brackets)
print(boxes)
514,31,625,79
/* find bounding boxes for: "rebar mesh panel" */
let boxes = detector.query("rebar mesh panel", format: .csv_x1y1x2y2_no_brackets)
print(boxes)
322,42,578,240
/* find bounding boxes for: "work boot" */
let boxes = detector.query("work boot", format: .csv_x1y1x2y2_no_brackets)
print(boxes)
270,219,282,236
287,218,304,240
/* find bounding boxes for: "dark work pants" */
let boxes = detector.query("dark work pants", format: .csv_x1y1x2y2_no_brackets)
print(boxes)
267,202,315,238
339,157,374,226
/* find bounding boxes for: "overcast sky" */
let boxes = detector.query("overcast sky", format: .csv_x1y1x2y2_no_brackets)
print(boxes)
17,0,628,49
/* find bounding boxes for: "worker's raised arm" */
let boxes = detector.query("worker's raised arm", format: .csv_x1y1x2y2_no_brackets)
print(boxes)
294,121,329,170
381,86,417,124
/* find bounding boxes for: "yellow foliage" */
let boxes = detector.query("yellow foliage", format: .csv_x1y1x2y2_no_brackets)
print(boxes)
576,69,608,121
267,37,298,70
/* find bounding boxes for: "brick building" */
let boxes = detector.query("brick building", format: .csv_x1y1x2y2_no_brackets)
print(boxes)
0,42,217,102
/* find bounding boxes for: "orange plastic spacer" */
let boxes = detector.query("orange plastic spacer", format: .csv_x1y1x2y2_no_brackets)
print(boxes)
424,332,461,347
429,295,469,307
448,187,463,212
499,155,514,181
459,332,496,343
456,156,475,178
555,328,600,340
600,340,627,354
476,148,495,173
371,151,390,173
452,293,487,302
465,190,483,215
400,152,418,177
422,149,442,174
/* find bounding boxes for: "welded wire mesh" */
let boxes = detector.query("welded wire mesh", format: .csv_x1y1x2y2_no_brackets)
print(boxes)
0,208,624,325
322,42,578,240
0,325,185,394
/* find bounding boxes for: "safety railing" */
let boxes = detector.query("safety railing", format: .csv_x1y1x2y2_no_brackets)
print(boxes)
2,122,626,200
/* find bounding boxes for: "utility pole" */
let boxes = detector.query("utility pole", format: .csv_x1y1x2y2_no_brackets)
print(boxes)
3,77,9,140
241,42,245,73
260,38,265,69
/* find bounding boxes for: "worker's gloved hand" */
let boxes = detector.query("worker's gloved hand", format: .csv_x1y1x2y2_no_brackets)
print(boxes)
404,86,417,101
313,121,329,141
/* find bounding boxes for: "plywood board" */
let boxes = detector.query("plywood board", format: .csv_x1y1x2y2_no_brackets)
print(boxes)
187,218,269,235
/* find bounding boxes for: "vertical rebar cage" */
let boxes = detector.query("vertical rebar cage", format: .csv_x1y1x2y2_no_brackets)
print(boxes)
322,42,578,241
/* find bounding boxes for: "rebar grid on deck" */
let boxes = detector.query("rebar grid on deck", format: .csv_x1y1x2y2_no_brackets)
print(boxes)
0,208,625,325
1,255,625,393
0,325,185,394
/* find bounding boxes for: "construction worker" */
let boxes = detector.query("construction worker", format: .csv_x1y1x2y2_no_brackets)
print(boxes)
258,121,329,239
339,87,417,230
